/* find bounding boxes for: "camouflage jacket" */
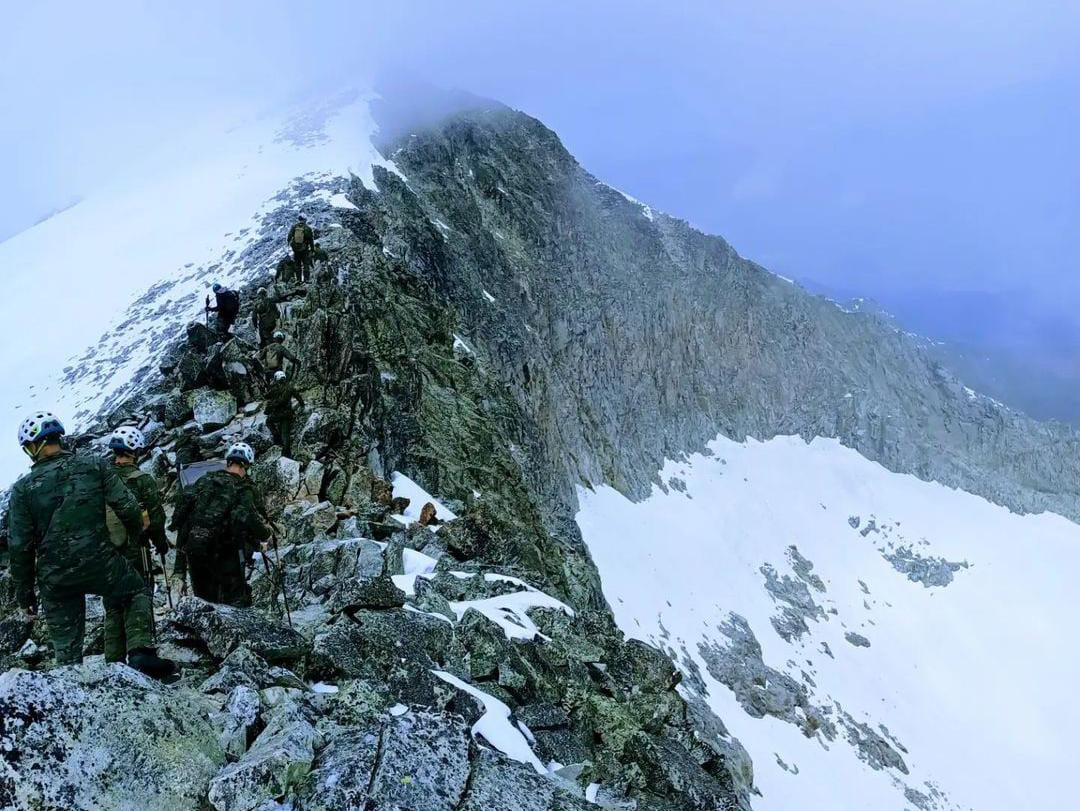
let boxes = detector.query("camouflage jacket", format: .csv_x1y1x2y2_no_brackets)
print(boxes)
265,380,305,421
257,341,300,375
7,451,143,609
288,222,314,250
106,464,167,554
252,297,280,332
171,469,268,576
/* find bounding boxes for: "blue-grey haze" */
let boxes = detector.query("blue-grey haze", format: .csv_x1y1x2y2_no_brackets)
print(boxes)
5,0,1079,419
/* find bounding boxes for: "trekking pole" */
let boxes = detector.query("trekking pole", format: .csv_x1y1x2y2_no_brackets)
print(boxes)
205,294,211,326
266,528,293,627
158,551,175,611
140,547,158,643
259,546,293,627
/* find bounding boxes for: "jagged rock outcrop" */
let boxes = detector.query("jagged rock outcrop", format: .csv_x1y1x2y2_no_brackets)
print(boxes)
0,664,226,810
0,195,754,809
370,100,1080,525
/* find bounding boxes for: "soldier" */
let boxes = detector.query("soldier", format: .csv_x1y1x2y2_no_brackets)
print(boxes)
171,442,268,607
207,282,241,335
7,412,176,677
287,215,315,283
265,371,305,457
102,426,170,664
257,330,301,379
252,287,280,348
275,255,298,285
312,241,329,263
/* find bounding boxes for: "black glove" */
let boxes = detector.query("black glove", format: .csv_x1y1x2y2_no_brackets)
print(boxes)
153,537,170,557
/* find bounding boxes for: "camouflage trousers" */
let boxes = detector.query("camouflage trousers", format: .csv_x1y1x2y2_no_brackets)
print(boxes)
258,322,278,348
292,246,313,282
40,548,152,666
267,414,295,457
189,548,252,608
103,544,155,663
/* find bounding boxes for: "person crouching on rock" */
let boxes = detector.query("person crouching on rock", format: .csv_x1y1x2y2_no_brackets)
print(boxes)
7,412,177,678
170,442,269,607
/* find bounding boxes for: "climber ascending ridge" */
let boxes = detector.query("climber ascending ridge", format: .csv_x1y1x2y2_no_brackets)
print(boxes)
103,426,170,665
287,213,315,283
171,442,270,607
207,282,241,335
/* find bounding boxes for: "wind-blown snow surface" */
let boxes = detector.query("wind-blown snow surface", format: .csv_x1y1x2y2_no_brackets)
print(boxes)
576,435,1079,811
0,89,395,486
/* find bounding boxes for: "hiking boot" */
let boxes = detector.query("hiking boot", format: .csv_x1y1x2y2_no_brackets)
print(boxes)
128,648,180,682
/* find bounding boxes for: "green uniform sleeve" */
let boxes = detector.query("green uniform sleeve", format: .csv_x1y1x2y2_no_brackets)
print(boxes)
102,459,143,540
232,483,269,556
169,487,192,532
132,473,168,552
7,481,37,609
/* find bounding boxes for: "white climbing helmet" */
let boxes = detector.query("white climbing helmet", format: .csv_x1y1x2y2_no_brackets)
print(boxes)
273,370,287,381
109,425,146,453
225,441,255,467
17,411,65,447
273,330,285,341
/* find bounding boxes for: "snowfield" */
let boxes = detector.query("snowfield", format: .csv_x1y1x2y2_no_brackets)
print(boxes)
577,434,1079,811
0,89,395,486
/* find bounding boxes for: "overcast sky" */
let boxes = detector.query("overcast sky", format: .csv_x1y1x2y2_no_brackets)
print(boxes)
5,0,1079,314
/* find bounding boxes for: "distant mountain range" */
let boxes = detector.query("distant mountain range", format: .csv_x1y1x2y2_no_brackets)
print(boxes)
800,281,1080,426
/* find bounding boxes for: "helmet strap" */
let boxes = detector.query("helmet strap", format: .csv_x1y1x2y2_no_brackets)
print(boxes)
23,441,45,460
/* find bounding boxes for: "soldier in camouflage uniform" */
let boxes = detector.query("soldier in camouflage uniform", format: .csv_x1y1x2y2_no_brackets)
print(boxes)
287,214,315,282
252,287,280,348
265,371,306,457
171,442,268,607
7,411,176,677
257,330,301,379
102,426,170,663
275,255,298,285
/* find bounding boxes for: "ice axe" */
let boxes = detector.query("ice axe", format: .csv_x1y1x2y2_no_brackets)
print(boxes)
205,294,211,326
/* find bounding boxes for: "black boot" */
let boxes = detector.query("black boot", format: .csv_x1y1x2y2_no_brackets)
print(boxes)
128,648,180,682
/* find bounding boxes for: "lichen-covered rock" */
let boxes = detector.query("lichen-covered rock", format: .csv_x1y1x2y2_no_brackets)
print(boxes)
310,610,459,704
200,646,307,694
304,460,326,498
208,702,317,811
296,724,380,810
171,597,309,666
280,500,336,545
216,684,262,758
0,614,31,657
254,451,302,514
459,749,593,811
368,710,470,811
328,573,405,613
193,388,238,430
0,663,225,810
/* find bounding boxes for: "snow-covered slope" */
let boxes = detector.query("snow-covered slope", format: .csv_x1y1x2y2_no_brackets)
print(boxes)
0,89,394,485
577,434,1079,811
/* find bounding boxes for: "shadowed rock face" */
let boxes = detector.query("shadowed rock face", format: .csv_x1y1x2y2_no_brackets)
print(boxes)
376,103,1080,523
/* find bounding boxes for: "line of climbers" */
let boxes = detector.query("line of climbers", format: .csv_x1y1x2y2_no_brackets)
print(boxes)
6,214,320,680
